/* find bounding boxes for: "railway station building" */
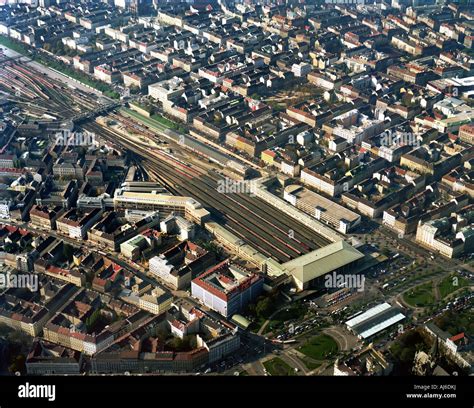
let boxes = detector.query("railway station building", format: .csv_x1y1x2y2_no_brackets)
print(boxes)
113,190,210,225
282,240,364,291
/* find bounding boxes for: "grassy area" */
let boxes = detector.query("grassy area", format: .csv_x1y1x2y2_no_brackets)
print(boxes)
298,334,338,360
122,107,185,133
263,357,296,376
403,281,436,307
0,35,30,56
263,303,307,335
299,356,321,371
122,107,154,122
151,113,181,130
439,275,470,299
249,316,267,333
0,35,120,99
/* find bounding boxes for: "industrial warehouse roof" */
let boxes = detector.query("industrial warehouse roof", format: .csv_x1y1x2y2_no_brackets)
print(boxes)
346,302,406,339
346,303,392,328
282,240,364,285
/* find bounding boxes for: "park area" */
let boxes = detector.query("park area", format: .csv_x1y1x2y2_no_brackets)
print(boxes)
438,274,470,298
403,274,472,308
262,303,307,334
263,357,296,376
298,334,338,361
403,281,436,307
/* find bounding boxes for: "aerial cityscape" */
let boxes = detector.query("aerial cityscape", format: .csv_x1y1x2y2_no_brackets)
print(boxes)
0,0,472,401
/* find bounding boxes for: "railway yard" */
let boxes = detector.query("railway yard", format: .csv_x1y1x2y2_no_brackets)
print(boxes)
84,119,332,263
0,57,332,264
0,58,99,123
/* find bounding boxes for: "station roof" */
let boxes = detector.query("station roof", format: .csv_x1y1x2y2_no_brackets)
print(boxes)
283,240,364,285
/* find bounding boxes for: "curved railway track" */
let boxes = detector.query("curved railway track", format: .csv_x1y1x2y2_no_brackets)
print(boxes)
0,62,98,120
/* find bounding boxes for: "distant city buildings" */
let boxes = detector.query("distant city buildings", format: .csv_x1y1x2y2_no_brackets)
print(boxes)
415,205,474,258
0,0,472,378
90,299,240,374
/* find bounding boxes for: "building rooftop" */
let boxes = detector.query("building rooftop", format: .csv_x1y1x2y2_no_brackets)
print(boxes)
283,240,364,285
346,302,406,339
285,184,360,223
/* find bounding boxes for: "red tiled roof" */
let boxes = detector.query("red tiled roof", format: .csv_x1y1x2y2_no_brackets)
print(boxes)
449,332,464,343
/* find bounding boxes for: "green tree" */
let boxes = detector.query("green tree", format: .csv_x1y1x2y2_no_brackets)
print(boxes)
86,309,101,332
256,297,274,319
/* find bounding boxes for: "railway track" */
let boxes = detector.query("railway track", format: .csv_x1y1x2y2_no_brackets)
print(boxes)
124,151,297,260
84,121,331,262
201,171,331,249
0,62,99,120
144,162,289,259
